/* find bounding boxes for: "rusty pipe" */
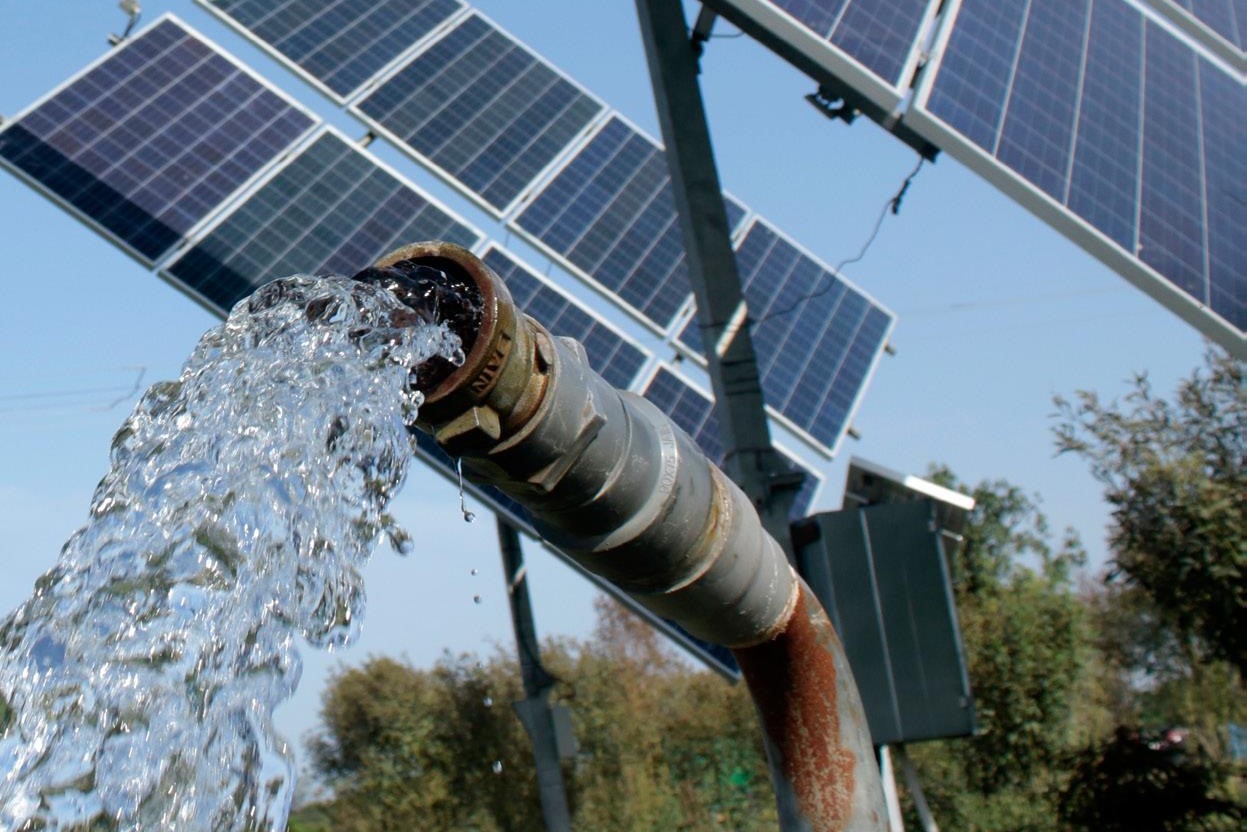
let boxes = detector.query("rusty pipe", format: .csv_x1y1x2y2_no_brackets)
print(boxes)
361,242,886,830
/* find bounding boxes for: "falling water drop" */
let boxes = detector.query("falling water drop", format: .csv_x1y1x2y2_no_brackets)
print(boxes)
491,760,503,775
483,696,493,708
472,594,482,605
469,567,478,576
455,458,475,523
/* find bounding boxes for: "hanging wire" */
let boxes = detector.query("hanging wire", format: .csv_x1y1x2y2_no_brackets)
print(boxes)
0,366,146,416
750,155,925,328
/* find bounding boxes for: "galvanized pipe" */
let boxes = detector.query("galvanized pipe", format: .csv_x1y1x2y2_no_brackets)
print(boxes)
365,242,886,829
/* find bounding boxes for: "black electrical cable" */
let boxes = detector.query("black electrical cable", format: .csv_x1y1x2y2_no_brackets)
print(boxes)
750,155,924,328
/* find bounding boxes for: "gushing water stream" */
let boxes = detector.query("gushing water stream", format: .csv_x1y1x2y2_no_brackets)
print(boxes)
0,274,461,830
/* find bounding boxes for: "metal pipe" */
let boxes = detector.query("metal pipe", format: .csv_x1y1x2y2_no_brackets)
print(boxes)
360,241,886,830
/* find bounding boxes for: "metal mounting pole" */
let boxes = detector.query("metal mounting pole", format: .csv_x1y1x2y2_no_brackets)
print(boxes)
496,519,572,832
634,3,809,827
633,0,802,557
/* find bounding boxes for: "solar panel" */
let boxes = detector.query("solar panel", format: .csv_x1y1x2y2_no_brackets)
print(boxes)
352,13,605,214
480,246,648,391
641,366,822,519
163,128,481,313
511,116,748,333
700,0,938,114
0,15,316,266
199,0,463,101
678,218,895,454
907,0,1246,354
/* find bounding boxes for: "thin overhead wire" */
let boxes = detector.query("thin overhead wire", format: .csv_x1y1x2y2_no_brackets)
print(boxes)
749,155,925,328
0,366,146,416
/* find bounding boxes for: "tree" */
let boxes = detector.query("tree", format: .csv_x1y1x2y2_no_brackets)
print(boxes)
1057,726,1243,831
302,598,778,831
1054,349,1246,675
304,653,545,831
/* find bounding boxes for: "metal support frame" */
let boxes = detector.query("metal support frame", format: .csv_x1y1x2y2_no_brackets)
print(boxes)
497,519,572,832
633,0,802,556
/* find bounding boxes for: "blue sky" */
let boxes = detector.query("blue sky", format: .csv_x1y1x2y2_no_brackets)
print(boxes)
0,0,1211,773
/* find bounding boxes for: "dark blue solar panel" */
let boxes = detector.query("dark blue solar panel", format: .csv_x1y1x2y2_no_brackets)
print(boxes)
829,0,932,86
924,0,1028,150
769,1,931,86
773,0,846,35
679,220,893,450
204,0,462,98
0,17,314,264
512,116,747,332
165,131,479,312
642,367,819,519
1068,0,1143,250
996,0,1090,201
1138,20,1205,303
355,14,604,213
921,0,1244,340
1197,57,1246,330
481,248,647,390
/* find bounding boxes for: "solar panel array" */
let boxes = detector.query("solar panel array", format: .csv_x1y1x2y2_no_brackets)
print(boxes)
641,367,822,519
700,0,937,113
772,0,935,86
480,247,648,390
512,116,749,333
909,0,1246,338
679,219,895,449
202,0,463,99
353,13,604,213
195,0,897,448
0,17,315,265
164,128,481,312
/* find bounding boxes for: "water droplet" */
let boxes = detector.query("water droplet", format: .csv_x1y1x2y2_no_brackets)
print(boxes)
469,568,478,576
455,458,475,522
483,696,493,708
491,760,503,775
473,594,482,605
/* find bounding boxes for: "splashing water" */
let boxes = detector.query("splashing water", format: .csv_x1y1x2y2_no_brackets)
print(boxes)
0,275,461,830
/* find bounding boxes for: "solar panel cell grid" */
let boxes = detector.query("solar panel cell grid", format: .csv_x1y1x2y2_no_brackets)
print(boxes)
1138,19,1206,302
1067,0,1143,250
918,0,1243,344
924,0,1028,150
678,220,892,450
995,0,1090,201
1198,58,1247,330
0,17,314,265
480,248,648,390
830,0,933,85
513,116,747,332
204,0,463,97
165,131,479,312
356,14,602,212
773,0,848,35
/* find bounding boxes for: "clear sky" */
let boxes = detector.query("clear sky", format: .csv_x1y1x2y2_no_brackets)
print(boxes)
0,0,1211,775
